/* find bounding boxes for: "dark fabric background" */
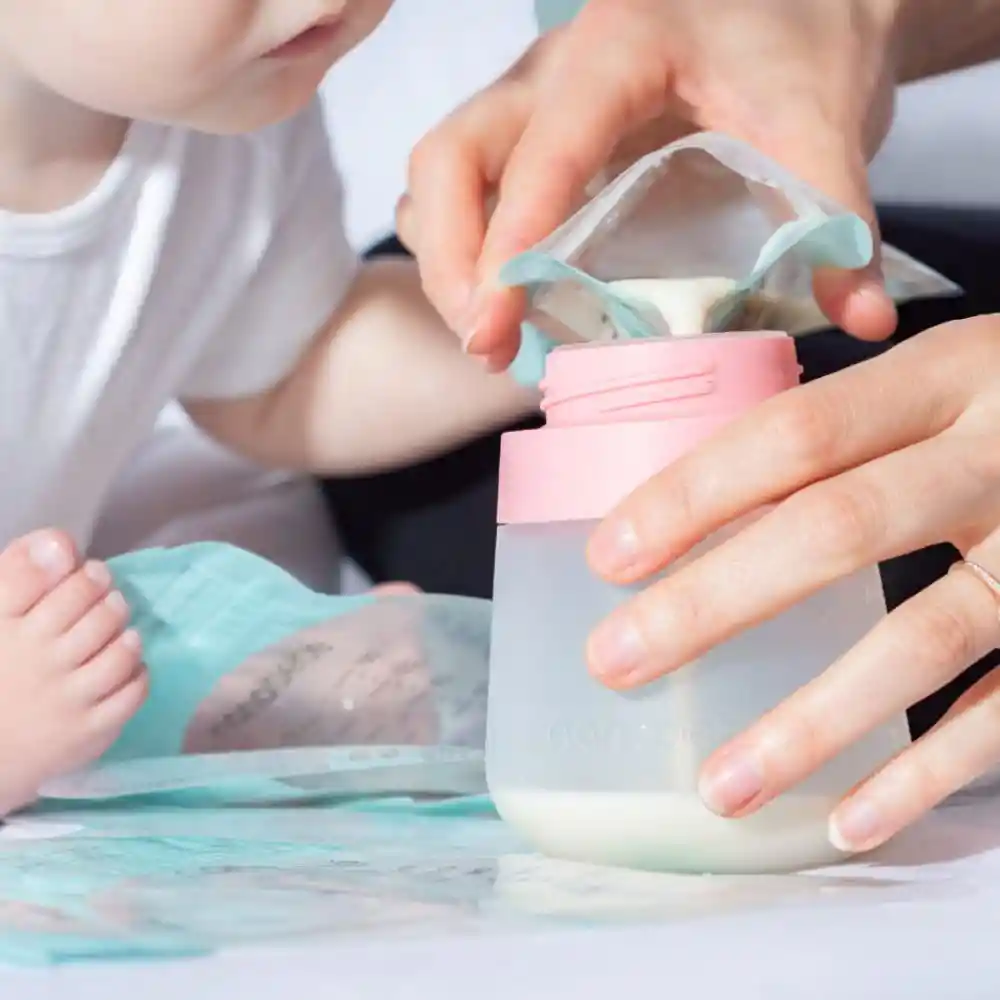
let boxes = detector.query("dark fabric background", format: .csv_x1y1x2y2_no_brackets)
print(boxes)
322,205,1000,738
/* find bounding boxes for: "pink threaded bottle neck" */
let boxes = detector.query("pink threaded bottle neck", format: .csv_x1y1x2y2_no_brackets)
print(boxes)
539,334,801,427
497,333,802,525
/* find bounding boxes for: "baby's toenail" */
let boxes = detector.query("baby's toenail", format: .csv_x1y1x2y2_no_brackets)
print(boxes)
28,534,74,579
84,561,111,587
105,591,128,615
121,629,141,651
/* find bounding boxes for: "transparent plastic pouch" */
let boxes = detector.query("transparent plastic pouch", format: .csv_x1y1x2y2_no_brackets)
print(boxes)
504,132,958,385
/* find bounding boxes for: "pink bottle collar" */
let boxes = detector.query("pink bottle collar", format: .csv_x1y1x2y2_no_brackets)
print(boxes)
499,334,801,525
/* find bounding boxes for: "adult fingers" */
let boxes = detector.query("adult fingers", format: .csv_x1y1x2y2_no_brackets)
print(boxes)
813,266,898,343
394,192,416,254
719,4,898,342
588,328,969,585
586,432,992,687
813,55,898,343
829,549,1000,852
696,552,1000,832
404,76,533,332
402,138,486,328
758,120,895,341
831,666,1000,852
466,6,675,360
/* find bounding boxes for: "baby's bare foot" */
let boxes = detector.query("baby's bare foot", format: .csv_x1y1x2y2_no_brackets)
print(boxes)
0,530,147,815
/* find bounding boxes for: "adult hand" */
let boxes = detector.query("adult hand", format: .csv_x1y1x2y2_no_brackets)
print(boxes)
584,315,1000,853
400,0,901,372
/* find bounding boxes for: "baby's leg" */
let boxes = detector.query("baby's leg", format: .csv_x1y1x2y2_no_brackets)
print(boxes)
0,531,147,816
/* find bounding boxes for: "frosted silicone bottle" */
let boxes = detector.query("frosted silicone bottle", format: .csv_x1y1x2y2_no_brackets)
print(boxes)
487,334,911,874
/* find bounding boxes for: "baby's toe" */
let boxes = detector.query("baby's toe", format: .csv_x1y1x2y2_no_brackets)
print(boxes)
57,588,130,666
69,630,144,706
83,658,149,752
0,530,78,618
23,561,113,639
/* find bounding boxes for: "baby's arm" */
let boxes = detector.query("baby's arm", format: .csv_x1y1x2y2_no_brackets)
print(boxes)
186,257,537,476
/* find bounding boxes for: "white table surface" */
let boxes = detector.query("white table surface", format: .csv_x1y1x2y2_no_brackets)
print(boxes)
2,789,999,999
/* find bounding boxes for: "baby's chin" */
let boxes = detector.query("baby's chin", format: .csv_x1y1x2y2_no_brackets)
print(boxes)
146,66,328,136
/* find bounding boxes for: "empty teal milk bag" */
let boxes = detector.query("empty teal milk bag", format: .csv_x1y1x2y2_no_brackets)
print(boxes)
39,543,492,803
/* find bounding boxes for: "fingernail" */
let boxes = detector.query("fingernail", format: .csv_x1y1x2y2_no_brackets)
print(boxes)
105,590,128,615
485,353,510,375
121,628,142,652
460,287,488,353
699,751,764,815
587,613,646,680
83,560,111,586
856,276,889,304
588,517,640,575
829,797,883,853
27,533,74,579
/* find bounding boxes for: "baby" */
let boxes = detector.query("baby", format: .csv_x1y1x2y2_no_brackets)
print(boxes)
0,2,535,814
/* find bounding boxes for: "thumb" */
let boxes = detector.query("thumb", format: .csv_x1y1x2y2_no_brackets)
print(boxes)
751,120,896,341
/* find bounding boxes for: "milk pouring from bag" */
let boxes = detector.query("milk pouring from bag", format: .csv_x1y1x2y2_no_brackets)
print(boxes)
503,132,957,386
